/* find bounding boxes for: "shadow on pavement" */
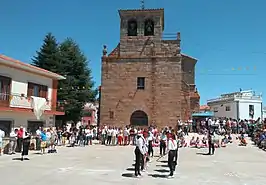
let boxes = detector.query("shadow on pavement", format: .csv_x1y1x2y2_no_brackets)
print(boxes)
12,157,29,161
196,152,210,155
160,160,168,163
148,174,168,178
121,173,135,178
154,169,169,173
126,167,135,171
32,152,42,155
132,163,135,167
156,164,168,168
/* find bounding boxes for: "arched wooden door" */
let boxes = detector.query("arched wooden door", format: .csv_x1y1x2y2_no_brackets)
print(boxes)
130,110,148,126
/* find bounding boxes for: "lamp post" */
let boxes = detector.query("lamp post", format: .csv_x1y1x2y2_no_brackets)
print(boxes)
97,86,101,140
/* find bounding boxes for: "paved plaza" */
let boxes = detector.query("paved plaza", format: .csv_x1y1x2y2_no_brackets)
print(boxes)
0,140,266,185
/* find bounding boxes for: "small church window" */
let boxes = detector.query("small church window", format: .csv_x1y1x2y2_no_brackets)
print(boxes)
144,19,154,36
137,77,145,90
109,111,114,119
127,19,138,36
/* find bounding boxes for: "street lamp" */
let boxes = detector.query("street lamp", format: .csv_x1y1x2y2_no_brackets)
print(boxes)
97,86,101,140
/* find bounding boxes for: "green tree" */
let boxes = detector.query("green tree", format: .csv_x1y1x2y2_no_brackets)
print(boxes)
32,33,61,73
32,34,97,124
57,38,97,123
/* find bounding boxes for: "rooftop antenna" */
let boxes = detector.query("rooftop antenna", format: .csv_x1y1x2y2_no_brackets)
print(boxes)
141,0,145,9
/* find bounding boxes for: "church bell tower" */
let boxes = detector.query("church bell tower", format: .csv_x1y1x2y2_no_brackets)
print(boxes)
118,7,164,55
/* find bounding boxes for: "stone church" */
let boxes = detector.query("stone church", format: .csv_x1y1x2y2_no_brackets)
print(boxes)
100,8,200,128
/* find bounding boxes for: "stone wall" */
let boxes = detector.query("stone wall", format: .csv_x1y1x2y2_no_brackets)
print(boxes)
100,9,200,128
101,55,184,128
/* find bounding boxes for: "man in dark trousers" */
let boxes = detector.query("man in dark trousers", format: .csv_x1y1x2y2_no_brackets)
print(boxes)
134,134,145,178
172,130,179,172
208,130,215,155
159,131,167,156
167,133,178,178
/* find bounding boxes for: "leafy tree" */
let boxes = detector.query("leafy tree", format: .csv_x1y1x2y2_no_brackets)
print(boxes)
32,35,97,124
32,33,61,73
57,38,97,123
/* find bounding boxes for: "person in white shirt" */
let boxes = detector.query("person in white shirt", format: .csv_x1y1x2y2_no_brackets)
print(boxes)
111,128,117,145
134,134,145,177
85,127,93,145
208,131,216,155
21,130,31,161
160,131,167,156
46,129,52,151
9,129,17,154
123,127,129,145
92,127,97,139
208,118,212,127
140,133,149,172
147,129,154,157
35,127,42,151
183,121,188,135
106,127,112,145
167,133,178,178
101,126,107,145
0,129,5,156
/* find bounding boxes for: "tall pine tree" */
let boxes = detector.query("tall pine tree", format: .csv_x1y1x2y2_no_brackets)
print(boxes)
32,33,61,73
32,34,97,124
58,38,97,123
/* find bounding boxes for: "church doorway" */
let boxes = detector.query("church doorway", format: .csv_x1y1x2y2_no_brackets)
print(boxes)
130,110,148,126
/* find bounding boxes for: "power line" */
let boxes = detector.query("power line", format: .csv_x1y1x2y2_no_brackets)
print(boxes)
197,73,256,76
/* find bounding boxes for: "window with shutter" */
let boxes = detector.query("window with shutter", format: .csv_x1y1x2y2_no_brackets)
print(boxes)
27,83,34,97
41,85,48,99
0,75,11,105
27,82,48,99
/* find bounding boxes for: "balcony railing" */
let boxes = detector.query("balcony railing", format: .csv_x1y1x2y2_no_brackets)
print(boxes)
234,95,262,100
207,94,262,103
0,93,64,112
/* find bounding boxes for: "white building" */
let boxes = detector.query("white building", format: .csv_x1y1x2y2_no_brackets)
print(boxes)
207,90,262,120
0,54,65,135
263,107,266,119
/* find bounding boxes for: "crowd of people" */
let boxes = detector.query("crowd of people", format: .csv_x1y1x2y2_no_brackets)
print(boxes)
0,117,265,168
0,125,98,158
97,117,263,148
251,125,266,150
119,117,266,178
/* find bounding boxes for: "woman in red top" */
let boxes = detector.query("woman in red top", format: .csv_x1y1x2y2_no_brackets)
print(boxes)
17,127,24,152
143,129,149,138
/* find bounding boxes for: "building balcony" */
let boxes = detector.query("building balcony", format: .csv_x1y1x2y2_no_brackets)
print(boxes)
207,97,235,103
234,95,262,101
0,93,64,112
207,94,262,103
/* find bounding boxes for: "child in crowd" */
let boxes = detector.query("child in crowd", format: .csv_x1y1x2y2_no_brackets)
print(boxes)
201,137,208,148
190,136,196,147
195,137,200,148
180,137,187,147
239,134,247,146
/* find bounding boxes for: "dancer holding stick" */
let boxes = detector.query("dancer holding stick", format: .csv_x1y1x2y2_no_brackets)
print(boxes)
141,130,149,172
21,130,31,161
167,133,178,178
134,133,145,177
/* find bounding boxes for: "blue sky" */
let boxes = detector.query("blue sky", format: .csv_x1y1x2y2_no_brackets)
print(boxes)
1,0,266,104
